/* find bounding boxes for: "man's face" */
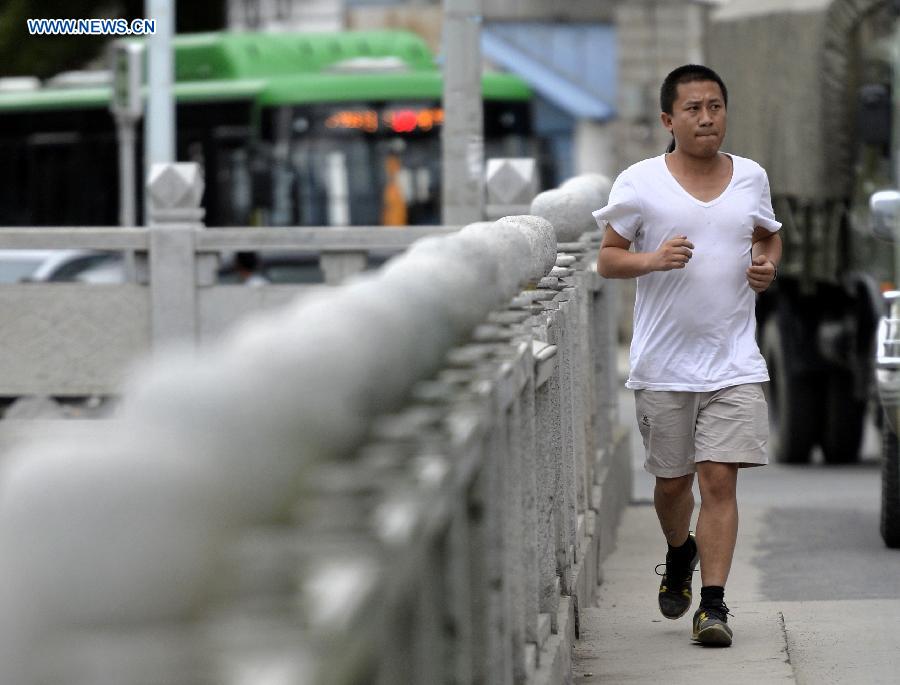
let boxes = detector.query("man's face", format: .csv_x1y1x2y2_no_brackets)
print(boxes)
661,80,727,158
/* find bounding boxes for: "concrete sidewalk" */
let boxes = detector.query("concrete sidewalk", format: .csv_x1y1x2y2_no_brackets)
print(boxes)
573,503,793,683
573,490,900,684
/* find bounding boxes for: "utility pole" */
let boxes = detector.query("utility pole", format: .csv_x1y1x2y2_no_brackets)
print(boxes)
109,42,143,228
109,40,144,280
893,25,900,310
144,0,176,223
441,0,485,224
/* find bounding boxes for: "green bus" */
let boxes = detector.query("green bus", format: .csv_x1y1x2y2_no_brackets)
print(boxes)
0,30,540,227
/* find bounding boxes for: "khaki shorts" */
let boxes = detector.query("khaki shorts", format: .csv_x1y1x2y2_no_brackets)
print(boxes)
634,383,769,478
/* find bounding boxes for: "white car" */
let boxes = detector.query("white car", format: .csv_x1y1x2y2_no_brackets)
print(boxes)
0,250,124,283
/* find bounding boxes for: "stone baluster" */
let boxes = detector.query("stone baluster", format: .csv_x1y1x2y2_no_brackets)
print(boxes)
144,162,210,349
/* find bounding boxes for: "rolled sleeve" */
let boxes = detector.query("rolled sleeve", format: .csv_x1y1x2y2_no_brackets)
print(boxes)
592,176,643,241
753,173,782,233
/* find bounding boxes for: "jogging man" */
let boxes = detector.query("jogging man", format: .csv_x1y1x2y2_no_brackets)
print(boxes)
592,65,781,646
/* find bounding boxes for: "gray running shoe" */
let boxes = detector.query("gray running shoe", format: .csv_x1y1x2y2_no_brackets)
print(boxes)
656,532,699,619
692,603,734,647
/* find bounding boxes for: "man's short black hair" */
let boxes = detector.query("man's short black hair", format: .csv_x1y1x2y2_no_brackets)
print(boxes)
235,251,259,271
660,64,728,114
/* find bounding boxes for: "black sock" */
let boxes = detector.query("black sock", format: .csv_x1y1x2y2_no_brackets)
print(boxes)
700,585,725,607
667,534,696,565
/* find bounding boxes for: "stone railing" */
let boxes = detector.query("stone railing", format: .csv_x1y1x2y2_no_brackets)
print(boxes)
0,173,631,684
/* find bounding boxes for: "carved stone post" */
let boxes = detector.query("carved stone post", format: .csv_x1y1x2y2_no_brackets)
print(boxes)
145,162,205,349
485,158,538,220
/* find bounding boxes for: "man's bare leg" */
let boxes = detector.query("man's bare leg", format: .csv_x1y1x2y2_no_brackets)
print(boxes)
695,461,739,586
654,474,695,546
654,473,698,619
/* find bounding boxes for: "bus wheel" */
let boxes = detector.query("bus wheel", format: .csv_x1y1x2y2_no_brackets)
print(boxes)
762,314,817,463
880,413,900,548
820,371,865,464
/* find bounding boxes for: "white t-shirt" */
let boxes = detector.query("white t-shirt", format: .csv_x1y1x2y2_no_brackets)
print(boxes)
592,153,782,392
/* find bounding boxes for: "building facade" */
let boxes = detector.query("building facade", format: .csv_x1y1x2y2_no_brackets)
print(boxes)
226,0,346,32
613,1,711,169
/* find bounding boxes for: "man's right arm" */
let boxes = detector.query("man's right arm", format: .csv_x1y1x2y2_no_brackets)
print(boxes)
596,225,694,279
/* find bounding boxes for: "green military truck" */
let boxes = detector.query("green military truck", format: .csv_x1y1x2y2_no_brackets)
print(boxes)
708,0,897,465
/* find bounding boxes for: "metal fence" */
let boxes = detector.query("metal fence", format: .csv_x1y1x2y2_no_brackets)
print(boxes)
0,170,631,684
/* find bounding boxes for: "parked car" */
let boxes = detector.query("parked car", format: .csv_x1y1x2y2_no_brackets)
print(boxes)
0,248,397,287
0,250,123,283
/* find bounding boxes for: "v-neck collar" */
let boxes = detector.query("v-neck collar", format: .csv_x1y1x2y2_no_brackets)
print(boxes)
661,153,735,207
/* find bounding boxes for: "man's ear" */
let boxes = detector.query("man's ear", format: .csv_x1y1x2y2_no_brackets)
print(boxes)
660,111,673,133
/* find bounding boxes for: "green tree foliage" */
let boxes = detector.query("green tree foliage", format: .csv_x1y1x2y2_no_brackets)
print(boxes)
0,0,225,78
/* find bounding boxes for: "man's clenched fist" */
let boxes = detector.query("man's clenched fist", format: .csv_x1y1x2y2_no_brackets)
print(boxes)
649,235,694,272
746,254,776,293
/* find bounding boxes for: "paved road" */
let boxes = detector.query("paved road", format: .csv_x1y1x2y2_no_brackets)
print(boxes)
574,386,900,683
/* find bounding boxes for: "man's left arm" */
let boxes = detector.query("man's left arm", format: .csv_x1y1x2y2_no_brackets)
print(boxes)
747,227,782,293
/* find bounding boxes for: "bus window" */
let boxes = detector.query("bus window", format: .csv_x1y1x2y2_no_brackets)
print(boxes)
256,99,539,227
287,140,373,226
286,106,378,226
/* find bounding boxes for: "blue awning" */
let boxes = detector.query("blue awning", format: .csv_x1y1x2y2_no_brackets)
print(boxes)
482,22,617,121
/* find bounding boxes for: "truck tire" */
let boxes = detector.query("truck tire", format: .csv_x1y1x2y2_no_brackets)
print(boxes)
880,414,900,548
761,314,818,463
820,371,865,464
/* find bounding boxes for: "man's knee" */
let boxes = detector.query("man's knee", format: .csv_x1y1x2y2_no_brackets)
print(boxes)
655,473,694,499
697,462,737,502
